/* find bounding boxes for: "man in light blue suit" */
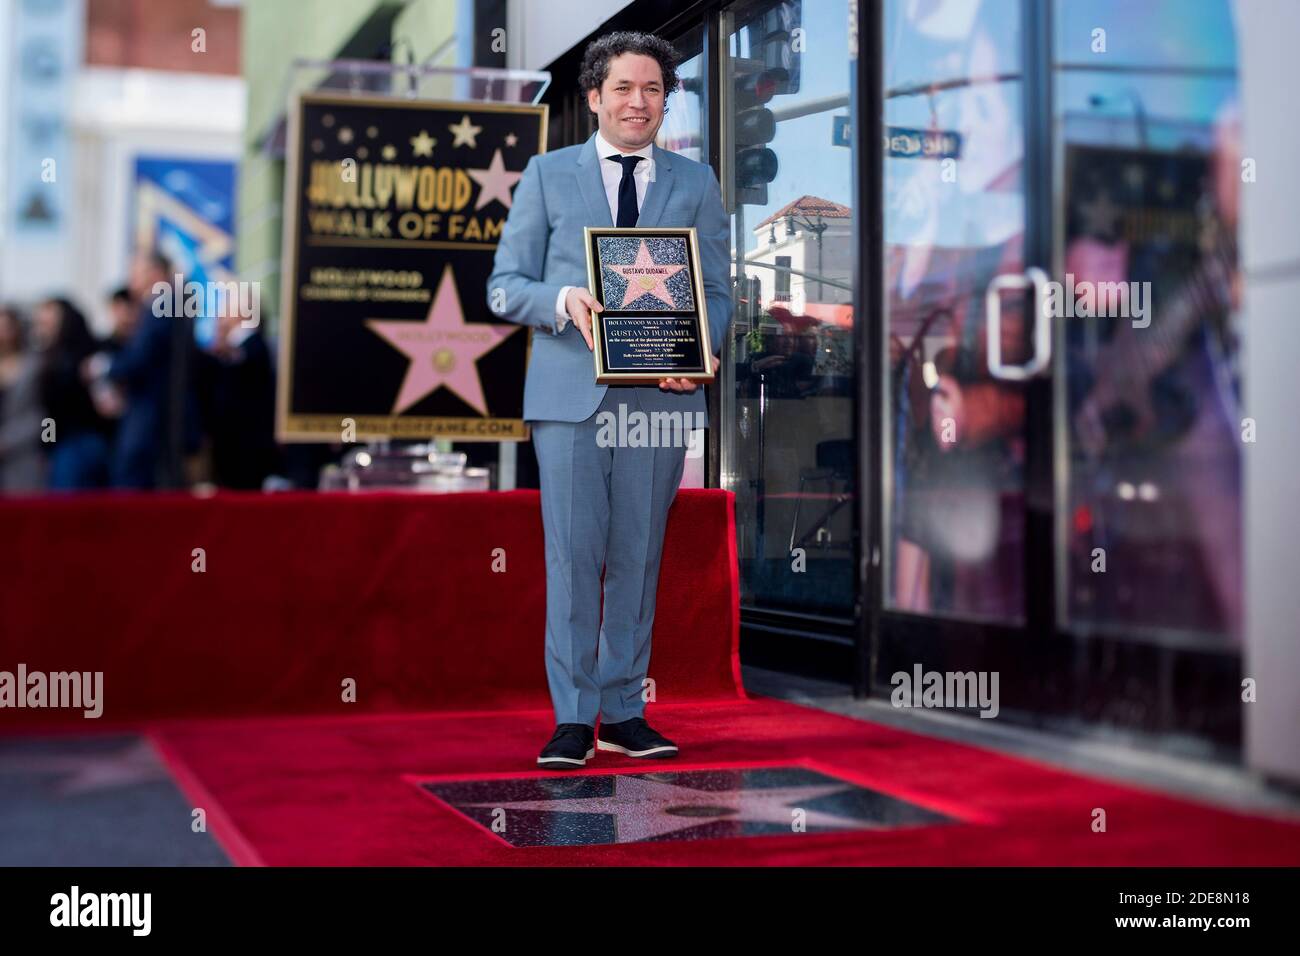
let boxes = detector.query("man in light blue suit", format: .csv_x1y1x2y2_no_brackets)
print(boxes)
488,31,732,768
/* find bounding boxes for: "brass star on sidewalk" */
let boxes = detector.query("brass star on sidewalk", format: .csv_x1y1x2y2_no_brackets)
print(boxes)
422,765,956,848
463,776,860,843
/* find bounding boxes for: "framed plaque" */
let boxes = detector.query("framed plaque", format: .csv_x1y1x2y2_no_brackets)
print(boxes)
584,226,714,385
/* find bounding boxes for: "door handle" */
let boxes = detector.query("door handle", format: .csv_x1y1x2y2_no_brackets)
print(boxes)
985,267,1050,381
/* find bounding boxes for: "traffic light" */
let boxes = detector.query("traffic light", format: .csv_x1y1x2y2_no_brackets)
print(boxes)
732,58,779,207
757,1,801,95
734,274,763,321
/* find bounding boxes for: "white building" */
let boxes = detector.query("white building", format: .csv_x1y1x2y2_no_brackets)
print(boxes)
745,195,852,318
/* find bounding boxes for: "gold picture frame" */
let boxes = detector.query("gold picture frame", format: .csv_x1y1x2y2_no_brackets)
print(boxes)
584,226,714,385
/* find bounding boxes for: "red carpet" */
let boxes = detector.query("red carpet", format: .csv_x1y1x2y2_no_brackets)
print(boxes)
4,489,1300,865
146,699,1300,865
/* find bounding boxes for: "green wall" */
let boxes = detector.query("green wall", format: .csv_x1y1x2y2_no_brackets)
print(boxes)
238,0,460,333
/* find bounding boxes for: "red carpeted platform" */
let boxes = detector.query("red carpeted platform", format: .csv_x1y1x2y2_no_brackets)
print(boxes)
0,489,742,730
4,489,1300,865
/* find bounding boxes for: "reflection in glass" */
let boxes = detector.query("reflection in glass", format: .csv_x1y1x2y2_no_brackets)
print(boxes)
1056,0,1243,642
722,0,857,616
658,26,705,162
883,0,1027,622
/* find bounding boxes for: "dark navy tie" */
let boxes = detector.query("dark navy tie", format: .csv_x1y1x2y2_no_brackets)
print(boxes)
607,154,643,227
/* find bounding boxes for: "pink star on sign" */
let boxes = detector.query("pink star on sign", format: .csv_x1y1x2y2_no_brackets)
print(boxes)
366,265,519,416
609,240,685,309
467,148,522,211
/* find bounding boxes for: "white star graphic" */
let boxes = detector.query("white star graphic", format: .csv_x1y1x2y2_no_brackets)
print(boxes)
463,776,865,842
504,132,518,148
1077,190,1122,239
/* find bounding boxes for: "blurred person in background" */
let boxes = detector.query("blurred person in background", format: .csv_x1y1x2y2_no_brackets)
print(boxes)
103,251,200,490
83,286,136,443
104,286,139,353
0,306,47,493
194,308,279,490
32,298,111,491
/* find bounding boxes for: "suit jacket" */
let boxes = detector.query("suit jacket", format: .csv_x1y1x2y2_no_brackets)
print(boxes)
487,132,732,425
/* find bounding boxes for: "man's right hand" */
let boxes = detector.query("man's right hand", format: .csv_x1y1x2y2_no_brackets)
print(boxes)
564,287,601,351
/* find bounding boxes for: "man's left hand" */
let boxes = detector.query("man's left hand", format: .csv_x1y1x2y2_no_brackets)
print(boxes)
659,353,720,392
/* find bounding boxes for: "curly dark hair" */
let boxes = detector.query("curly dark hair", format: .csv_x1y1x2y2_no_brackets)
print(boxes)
578,31,680,97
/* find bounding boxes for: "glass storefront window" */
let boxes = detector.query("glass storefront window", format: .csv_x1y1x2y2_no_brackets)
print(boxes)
1055,0,1243,642
880,0,1243,644
882,0,1028,622
721,0,857,616
658,25,705,162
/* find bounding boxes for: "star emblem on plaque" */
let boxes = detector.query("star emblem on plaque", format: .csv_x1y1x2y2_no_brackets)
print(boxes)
276,93,547,441
585,226,713,385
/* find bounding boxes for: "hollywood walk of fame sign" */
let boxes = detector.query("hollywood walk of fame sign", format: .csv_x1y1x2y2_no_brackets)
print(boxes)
277,92,547,441
584,226,714,385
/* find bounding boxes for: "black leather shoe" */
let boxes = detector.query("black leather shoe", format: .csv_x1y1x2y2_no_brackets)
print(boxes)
537,723,595,768
596,717,678,758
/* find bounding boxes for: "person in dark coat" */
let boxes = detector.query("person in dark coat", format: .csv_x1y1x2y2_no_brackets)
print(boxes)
194,310,279,490
31,298,111,490
106,252,199,490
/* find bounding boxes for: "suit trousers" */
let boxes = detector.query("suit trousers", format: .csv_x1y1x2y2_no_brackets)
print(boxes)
530,385,689,727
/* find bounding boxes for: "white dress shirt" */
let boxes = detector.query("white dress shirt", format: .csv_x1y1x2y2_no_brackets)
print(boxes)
554,129,656,332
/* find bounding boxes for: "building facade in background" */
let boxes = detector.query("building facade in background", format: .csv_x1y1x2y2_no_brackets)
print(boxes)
0,0,242,330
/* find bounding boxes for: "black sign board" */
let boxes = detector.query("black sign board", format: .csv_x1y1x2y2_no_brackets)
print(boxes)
276,92,547,441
